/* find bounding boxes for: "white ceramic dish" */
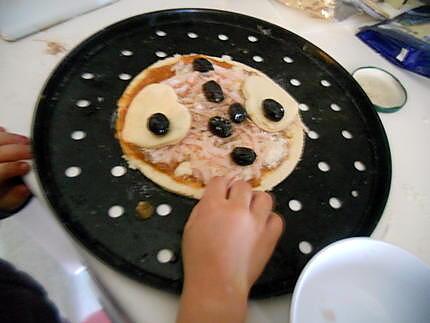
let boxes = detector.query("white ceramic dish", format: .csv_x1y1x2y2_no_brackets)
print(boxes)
290,238,430,323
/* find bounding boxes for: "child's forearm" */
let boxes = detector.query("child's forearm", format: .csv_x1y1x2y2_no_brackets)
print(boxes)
177,279,248,323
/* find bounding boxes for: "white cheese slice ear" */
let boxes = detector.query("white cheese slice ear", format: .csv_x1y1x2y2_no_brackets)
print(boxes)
122,83,191,148
242,75,299,132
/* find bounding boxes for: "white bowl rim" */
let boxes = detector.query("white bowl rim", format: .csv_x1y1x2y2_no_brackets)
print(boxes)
290,237,430,323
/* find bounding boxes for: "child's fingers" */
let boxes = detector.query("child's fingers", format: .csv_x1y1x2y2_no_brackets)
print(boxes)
250,191,273,221
267,213,284,240
0,162,30,183
227,180,252,206
0,184,31,212
0,144,32,162
261,213,284,250
0,132,29,145
202,176,230,200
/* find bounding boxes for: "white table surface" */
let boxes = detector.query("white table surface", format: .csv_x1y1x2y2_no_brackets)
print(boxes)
1,0,430,322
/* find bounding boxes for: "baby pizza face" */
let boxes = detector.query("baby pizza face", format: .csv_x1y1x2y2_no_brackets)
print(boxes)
116,54,304,199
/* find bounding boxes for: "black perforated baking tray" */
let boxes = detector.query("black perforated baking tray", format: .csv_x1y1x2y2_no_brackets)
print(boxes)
32,8,391,298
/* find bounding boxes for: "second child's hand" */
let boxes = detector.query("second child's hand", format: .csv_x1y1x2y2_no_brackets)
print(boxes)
0,128,32,213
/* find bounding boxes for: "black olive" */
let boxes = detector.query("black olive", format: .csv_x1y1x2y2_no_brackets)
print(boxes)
148,113,169,135
193,58,214,73
208,116,232,138
228,103,247,123
202,80,224,103
263,98,285,122
231,147,257,166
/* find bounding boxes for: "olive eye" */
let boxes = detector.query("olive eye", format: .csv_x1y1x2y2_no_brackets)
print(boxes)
263,99,285,122
148,113,170,135
202,80,224,103
228,103,247,123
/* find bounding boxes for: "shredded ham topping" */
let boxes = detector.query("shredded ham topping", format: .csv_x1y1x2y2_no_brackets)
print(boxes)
140,60,289,184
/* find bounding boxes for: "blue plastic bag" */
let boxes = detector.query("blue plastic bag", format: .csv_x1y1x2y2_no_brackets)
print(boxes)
357,6,430,78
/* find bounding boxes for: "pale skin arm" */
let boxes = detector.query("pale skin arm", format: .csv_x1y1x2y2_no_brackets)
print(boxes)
0,127,32,212
177,177,284,323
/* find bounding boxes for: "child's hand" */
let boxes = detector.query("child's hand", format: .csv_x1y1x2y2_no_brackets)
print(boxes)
177,177,284,323
0,127,32,212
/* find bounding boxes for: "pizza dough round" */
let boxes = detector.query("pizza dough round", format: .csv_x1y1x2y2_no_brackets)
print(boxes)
116,54,305,199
